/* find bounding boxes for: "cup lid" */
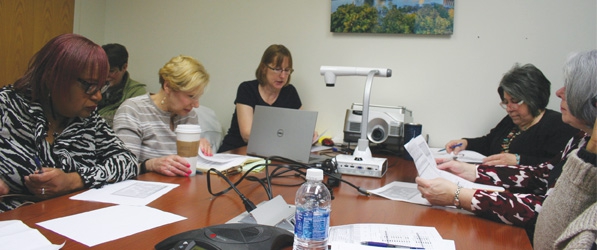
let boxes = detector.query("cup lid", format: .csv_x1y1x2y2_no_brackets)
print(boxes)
175,124,202,133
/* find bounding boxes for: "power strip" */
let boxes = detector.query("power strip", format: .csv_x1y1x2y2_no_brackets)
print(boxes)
334,154,388,178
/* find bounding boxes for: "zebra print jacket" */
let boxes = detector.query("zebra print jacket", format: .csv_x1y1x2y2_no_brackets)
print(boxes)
0,86,139,212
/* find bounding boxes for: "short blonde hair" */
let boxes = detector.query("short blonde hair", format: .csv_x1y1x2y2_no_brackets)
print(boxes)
159,55,209,92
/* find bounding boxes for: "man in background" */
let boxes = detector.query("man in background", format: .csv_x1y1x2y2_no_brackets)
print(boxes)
98,43,147,126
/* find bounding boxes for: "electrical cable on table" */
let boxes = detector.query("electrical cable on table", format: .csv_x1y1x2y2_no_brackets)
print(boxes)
205,154,371,212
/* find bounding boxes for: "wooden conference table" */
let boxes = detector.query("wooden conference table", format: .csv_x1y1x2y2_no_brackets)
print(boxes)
0,147,533,250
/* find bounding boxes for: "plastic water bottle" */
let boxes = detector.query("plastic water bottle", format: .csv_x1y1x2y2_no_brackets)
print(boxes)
293,168,332,250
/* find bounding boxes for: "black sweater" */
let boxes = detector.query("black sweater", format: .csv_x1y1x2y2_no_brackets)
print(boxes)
465,109,580,165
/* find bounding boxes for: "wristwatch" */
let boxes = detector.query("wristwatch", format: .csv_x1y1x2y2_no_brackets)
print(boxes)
453,184,463,209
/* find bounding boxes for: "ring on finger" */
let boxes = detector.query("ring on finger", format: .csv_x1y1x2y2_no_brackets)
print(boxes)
41,187,45,195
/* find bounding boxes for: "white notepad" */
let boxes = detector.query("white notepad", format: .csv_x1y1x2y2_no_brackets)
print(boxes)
430,148,486,163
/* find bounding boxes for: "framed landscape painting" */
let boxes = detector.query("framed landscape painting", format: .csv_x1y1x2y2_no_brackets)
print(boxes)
331,0,454,34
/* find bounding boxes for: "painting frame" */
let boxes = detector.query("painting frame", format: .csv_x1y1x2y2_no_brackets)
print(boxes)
331,0,455,35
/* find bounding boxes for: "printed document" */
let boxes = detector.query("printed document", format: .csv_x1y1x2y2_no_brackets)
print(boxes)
70,180,179,206
197,151,266,173
328,223,455,250
368,181,430,206
404,135,504,192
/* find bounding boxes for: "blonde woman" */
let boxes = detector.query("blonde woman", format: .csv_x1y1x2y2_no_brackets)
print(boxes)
114,55,212,177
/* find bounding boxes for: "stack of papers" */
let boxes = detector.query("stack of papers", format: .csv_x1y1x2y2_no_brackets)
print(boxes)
328,223,455,250
197,152,266,173
368,181,430,206
405,135,504,192
369,136,499,207
39,180,185,247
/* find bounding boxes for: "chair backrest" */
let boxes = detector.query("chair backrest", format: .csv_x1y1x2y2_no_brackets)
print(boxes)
194,106,224,152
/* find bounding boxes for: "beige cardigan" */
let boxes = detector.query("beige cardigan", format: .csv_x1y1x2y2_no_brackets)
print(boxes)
534,149,597,250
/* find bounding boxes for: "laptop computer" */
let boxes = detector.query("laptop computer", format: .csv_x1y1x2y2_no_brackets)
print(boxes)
246,106,327,164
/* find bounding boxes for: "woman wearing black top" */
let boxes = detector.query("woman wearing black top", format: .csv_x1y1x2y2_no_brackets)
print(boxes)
444,63,579,165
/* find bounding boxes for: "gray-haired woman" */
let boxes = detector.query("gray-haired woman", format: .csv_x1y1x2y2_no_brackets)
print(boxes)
534,49,597,250
416,51,596,241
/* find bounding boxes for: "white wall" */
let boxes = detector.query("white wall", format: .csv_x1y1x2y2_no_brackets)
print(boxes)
73,0,105,43
75,0,596,147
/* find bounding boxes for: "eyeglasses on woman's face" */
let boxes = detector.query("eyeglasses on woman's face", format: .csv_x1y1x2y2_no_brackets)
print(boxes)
499,99,524,109
267,65,294,75
77,78,110,95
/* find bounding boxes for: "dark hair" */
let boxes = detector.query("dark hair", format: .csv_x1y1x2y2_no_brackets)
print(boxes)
102,43,129,70
13,33,109,102
497,63,550,117
255,44,293,86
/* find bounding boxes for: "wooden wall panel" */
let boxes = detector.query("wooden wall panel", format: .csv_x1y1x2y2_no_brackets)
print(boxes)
0,0,74,87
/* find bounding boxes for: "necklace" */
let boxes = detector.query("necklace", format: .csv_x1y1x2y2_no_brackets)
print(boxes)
46,121,61,141
501,126,522,153
46,116,71,138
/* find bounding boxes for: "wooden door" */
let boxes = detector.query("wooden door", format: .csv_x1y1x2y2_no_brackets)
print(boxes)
0,0,74,87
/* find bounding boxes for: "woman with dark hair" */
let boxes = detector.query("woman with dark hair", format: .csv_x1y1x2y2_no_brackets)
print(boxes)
444,63,579,165
0,34,139,212
416,52,596,241
218,44,303,152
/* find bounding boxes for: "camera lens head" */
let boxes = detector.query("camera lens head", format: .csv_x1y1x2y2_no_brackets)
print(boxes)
371,127,385,141
367,117,389,144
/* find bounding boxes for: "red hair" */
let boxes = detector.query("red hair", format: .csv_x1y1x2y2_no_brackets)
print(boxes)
13,33,109,102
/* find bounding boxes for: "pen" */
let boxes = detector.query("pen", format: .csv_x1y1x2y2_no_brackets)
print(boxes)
438,142,463,152
34,156,43,173
361,241,425,249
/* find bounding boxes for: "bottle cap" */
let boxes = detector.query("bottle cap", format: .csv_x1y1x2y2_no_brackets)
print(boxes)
306,168,324,181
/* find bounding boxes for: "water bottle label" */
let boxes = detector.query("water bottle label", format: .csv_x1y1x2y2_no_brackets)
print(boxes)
294,207,330,240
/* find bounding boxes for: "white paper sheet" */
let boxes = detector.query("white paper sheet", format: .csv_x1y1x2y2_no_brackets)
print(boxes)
405,135,504,192
0,220,64,250
329,242,392,250
311,145,332,152
368,181,431,206
37,205,186,247
329,223,455,250
329,241,455,250
430,147,486,163
69,180,179,206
